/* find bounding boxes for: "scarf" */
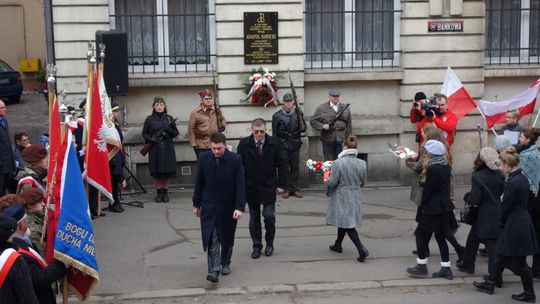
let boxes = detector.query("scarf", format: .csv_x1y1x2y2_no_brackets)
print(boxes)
281,107,296,116
520,144,540,196
337,148,358,159
428,155,448,167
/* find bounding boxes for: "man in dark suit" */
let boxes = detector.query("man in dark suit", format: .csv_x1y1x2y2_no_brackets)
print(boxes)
237,118,286,259
193,133,245,284
0,100,16,196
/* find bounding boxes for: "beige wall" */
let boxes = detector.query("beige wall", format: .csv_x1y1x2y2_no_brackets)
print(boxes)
51,0,540,186
0,1,46,91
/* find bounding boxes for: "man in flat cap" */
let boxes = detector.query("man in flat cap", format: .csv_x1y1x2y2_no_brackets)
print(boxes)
310,89,352,160
0,100,16,196
272,92,306,199
15,144,48,195
0,214,39,303
189,89,227,159
3,204,67,303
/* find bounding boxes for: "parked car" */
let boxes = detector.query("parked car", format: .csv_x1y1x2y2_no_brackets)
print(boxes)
0,59,23,102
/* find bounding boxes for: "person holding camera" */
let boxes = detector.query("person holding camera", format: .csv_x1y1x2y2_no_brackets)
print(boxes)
417,94,458,146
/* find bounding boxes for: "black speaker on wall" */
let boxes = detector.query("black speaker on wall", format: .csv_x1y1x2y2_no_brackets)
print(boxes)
95,30,128,97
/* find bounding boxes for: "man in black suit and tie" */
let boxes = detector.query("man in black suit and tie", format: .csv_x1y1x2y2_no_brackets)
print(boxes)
237,118,286,259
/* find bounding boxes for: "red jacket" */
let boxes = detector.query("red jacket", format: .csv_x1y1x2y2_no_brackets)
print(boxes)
417,110,458,145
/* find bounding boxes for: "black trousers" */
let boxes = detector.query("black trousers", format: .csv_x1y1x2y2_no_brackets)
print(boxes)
490,255,534,293
88,184,99,215
207,226,233,274
110,173,122,205
247,201,276,249
194,147,211,160
281,149,300,193
528,191,540,275
415,228,449,262
322,140,342,161
462,227,497,274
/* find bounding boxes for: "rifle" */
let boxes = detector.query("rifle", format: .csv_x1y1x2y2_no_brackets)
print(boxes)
139,118,178,156
287,69,305,132
328,103,351,126
212,65,225,132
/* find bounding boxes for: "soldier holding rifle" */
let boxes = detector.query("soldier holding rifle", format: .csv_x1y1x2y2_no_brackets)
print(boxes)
310,89,352,160
272,72,306,199
189,89,227,159
141,96,179,203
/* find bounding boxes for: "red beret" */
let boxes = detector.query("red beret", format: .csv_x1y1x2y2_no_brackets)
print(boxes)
22,144,47,163
198,89,213,99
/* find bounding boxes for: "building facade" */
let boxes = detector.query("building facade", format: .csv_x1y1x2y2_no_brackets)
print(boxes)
48,0,539,186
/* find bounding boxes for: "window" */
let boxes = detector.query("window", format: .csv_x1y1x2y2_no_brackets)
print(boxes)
485,0,540,64
304,0,400,69
110,0,216,73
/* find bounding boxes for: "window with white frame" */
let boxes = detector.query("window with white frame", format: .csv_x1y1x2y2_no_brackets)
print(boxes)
304,0,400,69
109,0,216,73
485,0,540,64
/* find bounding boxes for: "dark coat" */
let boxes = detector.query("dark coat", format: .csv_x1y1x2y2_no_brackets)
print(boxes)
467,166,505,239
0,245,39,304
141,112,179,176
420,164,455,215
0,117,15,174
12,238,67,304
236,134,286,205
109,121,125,176
193,149,246,251
495,169,539,257
271,108,306,151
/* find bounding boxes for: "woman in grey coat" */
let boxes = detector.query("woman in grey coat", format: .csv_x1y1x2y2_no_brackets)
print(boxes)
325,136,369,262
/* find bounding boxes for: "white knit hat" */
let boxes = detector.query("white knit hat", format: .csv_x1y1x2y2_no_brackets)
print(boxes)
424,140,445,156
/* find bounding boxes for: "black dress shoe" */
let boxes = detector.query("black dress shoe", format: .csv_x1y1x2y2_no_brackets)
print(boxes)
221,265,231,276
473,280,495,295
483,274,503,288
329,244,343,253
206,272,219,283
357,246,369,262
511,291,536,302
265,245,274,257
251,248,261,259
456,261,474,274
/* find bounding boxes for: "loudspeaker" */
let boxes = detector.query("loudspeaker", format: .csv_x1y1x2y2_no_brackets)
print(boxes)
95,30,128,97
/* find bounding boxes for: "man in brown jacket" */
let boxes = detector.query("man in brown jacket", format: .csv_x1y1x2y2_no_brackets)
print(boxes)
189,89,227,158
310,89,352,160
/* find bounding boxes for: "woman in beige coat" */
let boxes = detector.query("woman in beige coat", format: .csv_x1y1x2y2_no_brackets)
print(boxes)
325,136,369,262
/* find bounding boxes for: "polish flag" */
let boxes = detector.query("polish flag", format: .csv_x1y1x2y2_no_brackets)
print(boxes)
477,79,540,129
441,67,477,120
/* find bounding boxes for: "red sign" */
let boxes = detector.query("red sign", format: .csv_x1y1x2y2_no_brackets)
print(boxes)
428,21,464,32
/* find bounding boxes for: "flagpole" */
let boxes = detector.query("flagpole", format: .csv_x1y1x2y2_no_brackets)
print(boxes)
476,106,498,136
85,43,95,213
533,108,540,128
63,276,68,304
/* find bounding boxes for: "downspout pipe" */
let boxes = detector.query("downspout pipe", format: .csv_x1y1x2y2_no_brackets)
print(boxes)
44,0,55,65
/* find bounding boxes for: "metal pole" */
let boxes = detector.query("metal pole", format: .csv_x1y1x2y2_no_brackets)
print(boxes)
44,0,56,65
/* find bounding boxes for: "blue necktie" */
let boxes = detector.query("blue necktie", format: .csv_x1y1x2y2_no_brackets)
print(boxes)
0,118,6,129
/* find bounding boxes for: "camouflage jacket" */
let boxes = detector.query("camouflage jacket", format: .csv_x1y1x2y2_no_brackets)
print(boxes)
27,211,45,254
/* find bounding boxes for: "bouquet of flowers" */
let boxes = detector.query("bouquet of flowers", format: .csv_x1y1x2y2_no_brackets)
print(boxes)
388,143,418,161
240,67,281,107
306,159,333,175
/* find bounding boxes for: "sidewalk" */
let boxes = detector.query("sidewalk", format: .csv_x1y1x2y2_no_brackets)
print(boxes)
85,185,499,302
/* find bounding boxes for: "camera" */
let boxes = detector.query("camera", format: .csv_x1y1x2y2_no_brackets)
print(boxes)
421,96,439,118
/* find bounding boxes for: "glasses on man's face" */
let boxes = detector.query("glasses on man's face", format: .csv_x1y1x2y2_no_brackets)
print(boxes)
253,130,265,134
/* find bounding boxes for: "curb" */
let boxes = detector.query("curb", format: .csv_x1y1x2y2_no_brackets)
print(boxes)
84,275,522,302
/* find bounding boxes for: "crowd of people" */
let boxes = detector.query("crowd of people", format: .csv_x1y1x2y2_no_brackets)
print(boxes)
1,85,540,303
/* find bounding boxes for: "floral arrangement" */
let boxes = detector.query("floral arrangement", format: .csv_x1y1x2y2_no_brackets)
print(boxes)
306,159,333,175
388,143,418,161
240,67,282,107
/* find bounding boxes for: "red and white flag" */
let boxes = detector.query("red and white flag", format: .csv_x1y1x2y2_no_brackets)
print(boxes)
86,67,113,201
441,67,477,120
98,67,121,158
477,79,540,129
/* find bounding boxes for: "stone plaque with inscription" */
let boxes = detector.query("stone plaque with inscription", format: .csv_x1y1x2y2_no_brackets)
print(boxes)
244,12,278,64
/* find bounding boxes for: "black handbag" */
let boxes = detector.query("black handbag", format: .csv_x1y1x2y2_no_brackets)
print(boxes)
460,192,478,225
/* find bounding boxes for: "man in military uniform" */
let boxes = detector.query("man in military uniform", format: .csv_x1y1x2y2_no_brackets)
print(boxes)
272,93,306,199
310,89,352,160
189,89,226,159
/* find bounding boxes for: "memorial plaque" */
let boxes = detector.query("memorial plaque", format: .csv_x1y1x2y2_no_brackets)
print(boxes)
244,12,278,64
